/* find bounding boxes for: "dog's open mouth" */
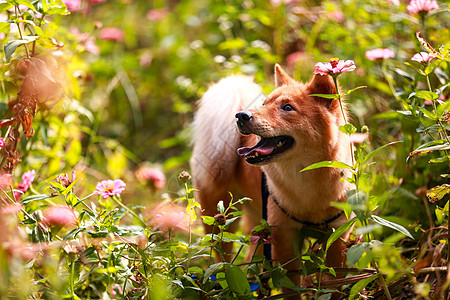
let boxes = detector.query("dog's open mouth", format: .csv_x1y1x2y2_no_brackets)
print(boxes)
237,135,294,164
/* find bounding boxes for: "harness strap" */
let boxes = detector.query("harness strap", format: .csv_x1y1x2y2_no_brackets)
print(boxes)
261,172,271,260
262,172,344,228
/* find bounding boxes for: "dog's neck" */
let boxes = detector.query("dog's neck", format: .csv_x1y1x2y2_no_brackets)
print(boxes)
262,132,353,224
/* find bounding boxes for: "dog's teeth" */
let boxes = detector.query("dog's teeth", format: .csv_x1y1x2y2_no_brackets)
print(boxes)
277,142,283,147
255,152,259,157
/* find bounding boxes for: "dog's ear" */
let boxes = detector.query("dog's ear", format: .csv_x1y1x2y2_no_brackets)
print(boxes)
274,64,295,87
307,74,338,109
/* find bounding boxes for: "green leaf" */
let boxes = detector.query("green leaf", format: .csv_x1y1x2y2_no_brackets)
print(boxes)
16,0,36,10
345,86,367,95
201,216,215,226
203,263,224,284
0,2,13,12
414,91,439,101
339,124,357,135
21,194,56,204
65,193,77,206
426,184,450,203
326,217,357,252
418,107,437,120
0,22,10,34
300,161,353,173
409,141,450,157
347,240,381,267
61,179,80,195
371,215,414,239
225,264,251,296
349,274,379,300
361,141,401,164
309,93,340,99
425,59,442,75
4,36,38,60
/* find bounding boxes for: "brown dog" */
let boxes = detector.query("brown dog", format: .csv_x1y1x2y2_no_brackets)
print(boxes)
190,65,354,296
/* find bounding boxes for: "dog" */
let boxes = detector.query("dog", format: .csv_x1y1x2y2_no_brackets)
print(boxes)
190,64,354,297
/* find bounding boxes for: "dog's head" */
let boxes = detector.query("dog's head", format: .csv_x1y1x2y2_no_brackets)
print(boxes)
236,64,344,166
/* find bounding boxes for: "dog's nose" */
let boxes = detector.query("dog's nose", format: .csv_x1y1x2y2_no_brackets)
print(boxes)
235,111,252,124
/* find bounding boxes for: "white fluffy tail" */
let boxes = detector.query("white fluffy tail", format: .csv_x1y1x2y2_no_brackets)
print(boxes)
190,75,263,186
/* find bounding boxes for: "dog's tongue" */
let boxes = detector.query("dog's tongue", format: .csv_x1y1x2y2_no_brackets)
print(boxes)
237,139,276,158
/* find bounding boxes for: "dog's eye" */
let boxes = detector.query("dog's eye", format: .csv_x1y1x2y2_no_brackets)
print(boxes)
282,104,294,111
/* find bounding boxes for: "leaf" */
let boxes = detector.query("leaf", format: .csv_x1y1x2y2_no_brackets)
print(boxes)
349,274,379,300
201,216,215,226
414,91,439,101
16,0,36,10
345,86,367,95
425,60,442,75
0,22,10,33
309,93,341,99
371,215,414,239
20,194,56,204
300,161,353,173
347,240,381,267
339,124,357,135
427,184,450,203
361,141,401,164
326,217,357,252
225,264,251,296
4,36,38,60
61,179,80,195
0,2,13,12
203,263,224,284
418,107,437,120
409,141,450,157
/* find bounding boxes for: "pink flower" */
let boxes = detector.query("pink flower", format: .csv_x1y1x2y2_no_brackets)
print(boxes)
270,0,301,6
411,52,435,63
146,9,168,21
250,235,274,244
43,206,77,228
286,51,305,69
150,204,188,232
63,0,81,11
14,170,35,201
313,58,356,76
0,137,5,149
95,179,126,199
365,48,395,61
135,166,166,191
328,10,344,22
98,27,125,42
407,0,439,14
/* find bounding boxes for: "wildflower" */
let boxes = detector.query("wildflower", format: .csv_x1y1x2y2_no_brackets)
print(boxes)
411,51,435,63
56,171,76,188
178,170,191,183
135,166,166,191
94,179,126,199
250,227,273,244
0,137,5,149
214,213,226,226
14,170,35,201
42,206,77,228
63,0,81,12
406,0,439,15
149,203,188,232
146,9,168,21
313,58,356,76
365,48,395,61
98,27,125,42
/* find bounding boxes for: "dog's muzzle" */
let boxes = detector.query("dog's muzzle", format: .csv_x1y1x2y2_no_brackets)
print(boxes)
236,111,253,135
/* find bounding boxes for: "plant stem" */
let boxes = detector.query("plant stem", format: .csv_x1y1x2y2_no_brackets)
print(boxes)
14,5,30,59
373,260,392,300
332,76,355,166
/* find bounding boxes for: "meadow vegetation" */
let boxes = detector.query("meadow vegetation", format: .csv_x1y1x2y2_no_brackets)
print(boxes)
0,0,449,298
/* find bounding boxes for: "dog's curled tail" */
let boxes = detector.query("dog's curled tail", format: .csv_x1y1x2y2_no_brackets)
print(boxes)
190,75,263,187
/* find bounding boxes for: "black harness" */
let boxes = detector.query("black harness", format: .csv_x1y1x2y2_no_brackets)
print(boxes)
261,172,344,260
